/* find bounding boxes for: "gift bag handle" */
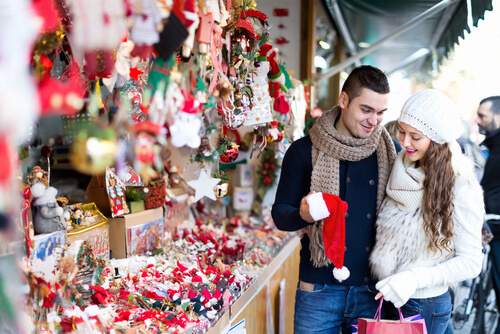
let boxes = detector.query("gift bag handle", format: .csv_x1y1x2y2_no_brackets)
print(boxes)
374,297,405,322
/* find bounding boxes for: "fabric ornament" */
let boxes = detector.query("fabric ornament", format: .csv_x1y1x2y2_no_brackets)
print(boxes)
130,0,162,58
306,192,349,282
170,99,202,148
69,0,126,57
181,0,199,58
244,44,273,127
154,12,189,60
399,89,462,144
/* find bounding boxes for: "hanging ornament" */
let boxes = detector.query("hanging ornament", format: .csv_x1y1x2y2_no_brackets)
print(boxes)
214,182,229,199
225,107,246,129
187,169,221,202
220,142,239,163
132,121,162,183
70,126,117,175
213,170,230,199
170,98,202,148
119,79,144,122
267,121,284,142
244,45,273,127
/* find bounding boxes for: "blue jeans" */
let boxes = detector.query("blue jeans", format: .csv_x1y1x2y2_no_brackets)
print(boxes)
294,282,380,334
401,291,452,334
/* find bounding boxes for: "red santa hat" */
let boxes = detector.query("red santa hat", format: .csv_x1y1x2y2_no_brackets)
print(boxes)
257,43,273,61
306,192,350,282
267,50,284,83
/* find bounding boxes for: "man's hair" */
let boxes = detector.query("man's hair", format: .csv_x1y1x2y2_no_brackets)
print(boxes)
341,65,390,102
480,96,500,115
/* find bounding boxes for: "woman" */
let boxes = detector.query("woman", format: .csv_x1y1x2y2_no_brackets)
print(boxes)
370,89,484,334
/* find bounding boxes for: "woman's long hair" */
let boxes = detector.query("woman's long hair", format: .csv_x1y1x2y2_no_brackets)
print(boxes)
421,141,455,254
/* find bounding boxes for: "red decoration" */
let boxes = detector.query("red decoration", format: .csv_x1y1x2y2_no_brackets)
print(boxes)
240,9,268,22
220,144,239,163
0,136,13,186
272,8,289,17
235,19,256,39
38,77,85,116
130,66,144,80
32,0,61,32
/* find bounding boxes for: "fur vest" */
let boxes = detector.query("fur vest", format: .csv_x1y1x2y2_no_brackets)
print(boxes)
370,143,484,284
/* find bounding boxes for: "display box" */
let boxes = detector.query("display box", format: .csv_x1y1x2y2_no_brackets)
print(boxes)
164,202,194,238
108,207,164,259
233,187,254,210
67,220,109,260
86,174,111,216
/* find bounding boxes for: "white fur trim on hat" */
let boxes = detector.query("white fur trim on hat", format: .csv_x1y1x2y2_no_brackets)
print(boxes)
399,89,462,144
333,266,350,282
306,192,330,221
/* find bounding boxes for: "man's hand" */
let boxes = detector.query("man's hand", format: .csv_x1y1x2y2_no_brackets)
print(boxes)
300,194,316,223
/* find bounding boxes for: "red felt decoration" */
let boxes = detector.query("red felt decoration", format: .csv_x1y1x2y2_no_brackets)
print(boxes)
235,19,256,39
32,0,61,32
130,66,144,80
240,9,268,22
38,77,85,116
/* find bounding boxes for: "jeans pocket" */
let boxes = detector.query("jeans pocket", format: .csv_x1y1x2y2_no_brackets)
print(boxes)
297,282,327,293
401,299,420,315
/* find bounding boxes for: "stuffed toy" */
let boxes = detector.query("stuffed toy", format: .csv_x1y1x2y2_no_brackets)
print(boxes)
306,192,349,282
170,98,202,148
31,182,66,234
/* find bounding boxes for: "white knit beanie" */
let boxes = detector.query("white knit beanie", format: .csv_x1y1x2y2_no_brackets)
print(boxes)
399,89,462,144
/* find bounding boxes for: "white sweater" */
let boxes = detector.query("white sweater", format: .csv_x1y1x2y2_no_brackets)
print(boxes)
370,145,484,299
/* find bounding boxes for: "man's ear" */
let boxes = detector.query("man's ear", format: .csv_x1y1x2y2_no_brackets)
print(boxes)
494,113,500,130
339,91,349,109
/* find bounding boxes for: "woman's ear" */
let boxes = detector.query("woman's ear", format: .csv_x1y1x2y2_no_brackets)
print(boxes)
338,91,349,109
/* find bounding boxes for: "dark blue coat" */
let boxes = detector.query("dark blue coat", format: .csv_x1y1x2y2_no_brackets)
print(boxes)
271,135,401,286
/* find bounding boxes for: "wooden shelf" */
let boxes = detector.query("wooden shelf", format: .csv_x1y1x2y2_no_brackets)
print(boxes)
208,236,301,334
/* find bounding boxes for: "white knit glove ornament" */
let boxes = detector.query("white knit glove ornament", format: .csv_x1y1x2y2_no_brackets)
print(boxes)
375,270,418,308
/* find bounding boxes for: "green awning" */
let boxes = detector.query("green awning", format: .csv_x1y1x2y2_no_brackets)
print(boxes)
318,0,493,81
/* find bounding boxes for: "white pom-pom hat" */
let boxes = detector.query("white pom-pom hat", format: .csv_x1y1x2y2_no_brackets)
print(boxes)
399,89,462,144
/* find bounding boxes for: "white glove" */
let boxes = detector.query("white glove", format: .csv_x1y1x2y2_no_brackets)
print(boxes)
375,268,431,308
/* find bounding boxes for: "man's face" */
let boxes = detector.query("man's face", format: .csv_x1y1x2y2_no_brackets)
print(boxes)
476,101,499,136
337,88,389,138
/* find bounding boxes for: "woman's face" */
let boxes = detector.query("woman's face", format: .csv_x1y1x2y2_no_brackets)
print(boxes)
399,122,432,164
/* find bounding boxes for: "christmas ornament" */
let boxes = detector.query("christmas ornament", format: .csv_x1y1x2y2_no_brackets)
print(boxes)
214,183,229,199
132,121,162,183
244,44,273,126
187,169,220,202
266,121,284,142
213,170,230,199
170,99,202,149
220,143,239,163
70,126,117,175
181,0,199,58
130,0,162,58
119,79,144,122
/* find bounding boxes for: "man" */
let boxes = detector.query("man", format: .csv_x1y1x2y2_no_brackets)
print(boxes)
272,65,400,333
476,96,500,333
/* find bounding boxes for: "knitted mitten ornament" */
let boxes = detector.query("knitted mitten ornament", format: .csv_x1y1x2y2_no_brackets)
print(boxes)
306,192,349,282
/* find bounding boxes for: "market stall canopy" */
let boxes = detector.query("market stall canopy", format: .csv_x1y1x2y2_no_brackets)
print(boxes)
316,0,493,82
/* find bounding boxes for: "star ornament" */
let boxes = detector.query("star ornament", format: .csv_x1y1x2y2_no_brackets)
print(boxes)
130,66,144,80
187,169,221,202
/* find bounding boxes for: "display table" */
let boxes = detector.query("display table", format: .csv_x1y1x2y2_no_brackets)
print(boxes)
209,236,301,334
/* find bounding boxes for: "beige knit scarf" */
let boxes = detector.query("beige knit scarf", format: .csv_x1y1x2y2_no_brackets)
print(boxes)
307,106,397,267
